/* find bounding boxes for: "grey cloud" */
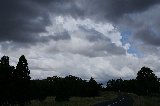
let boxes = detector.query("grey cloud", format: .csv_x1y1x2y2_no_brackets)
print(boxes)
51,31,71,41
77,0,160,22
80,27,126,55
132,27,160,56
121,5,160,52
134,27,160,46
106,0,160,21
79,26,110,42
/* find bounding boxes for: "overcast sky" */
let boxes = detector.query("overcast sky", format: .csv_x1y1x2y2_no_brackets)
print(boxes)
1,0,160,82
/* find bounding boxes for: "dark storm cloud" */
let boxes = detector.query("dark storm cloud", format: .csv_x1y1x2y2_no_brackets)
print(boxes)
0,0,51,43
0,0,84,43
0,31,71,52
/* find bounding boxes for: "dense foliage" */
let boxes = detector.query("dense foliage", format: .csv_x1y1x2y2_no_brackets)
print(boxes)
30,76,102,102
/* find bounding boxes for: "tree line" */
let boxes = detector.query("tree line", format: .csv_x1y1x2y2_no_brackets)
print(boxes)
0,55,102,105
106,67,160,96
0,55,160,105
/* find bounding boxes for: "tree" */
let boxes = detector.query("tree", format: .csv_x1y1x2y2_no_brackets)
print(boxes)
136,67,159,95
14,55,30,81
13,55,31,105
0,56,15,105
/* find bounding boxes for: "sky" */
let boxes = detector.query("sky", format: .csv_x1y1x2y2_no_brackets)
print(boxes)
1,0,160,82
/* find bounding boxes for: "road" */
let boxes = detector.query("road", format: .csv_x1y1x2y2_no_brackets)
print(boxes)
92,95,134,106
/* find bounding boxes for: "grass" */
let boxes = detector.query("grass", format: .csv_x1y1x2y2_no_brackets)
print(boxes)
26,91,160,106
27,91,118,106
128,93,160,106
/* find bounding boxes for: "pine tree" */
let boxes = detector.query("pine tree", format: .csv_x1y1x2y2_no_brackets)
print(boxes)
14,55,30,81
13,55,31,105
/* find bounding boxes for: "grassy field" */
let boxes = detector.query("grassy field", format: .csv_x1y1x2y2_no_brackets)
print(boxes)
128,93,160,106
27,91,118,106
